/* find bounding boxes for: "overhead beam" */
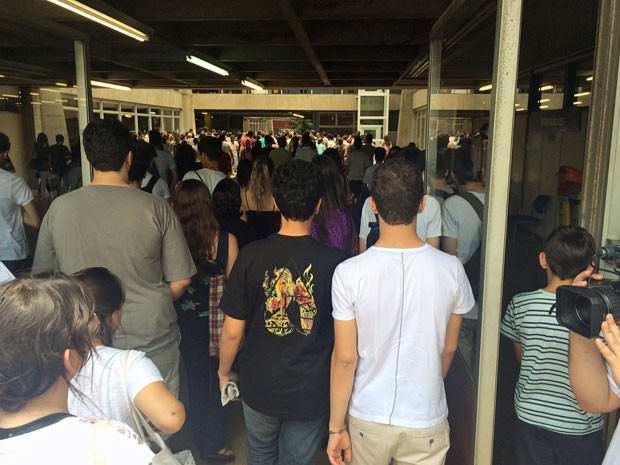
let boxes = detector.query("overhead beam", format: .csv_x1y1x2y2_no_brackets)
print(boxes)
275,0,330,86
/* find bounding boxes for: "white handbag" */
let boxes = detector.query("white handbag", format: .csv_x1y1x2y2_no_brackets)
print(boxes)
120,351,195,465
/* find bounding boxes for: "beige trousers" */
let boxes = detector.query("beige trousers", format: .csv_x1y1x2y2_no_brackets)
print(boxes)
349,416,450,465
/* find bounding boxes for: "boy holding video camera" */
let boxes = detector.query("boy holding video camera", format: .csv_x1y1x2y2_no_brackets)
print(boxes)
500,225,604,465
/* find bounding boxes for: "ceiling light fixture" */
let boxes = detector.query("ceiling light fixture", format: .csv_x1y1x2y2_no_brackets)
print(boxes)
539,85,554,91
574,91,591,97
478,84,492,92
538,99,550,103
539,105,549,109
55,82,67,87
186,51,230,76
91,80,131,91
573,101,583,105
0,74,5,78
241,77,264,91
46,0,149,42
292,113,305,118
586,76,593,82
516,108,526,112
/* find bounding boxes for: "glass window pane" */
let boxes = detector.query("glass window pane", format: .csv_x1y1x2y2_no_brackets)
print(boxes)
102,101,117,111
319,113,336,126
360,96,385,117
137,107,149,115
163,109,172,116
121,104,134,113
337,113,354,126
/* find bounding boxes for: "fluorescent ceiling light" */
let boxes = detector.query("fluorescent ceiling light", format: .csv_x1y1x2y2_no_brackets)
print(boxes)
91,80,131,91
55,82,67,87
241,78,264,91
538,99,550,103
2,94,19,98
186,53,229,76
574,91,591,97
46,0,149,42
573,101,583,105
30,92,39,96
292,113,305,118
586,76,593,82
515,104,520,107
516,108,526,112
539,85,554,91
0,74,5,78
539,105,549,109
478,84,492,92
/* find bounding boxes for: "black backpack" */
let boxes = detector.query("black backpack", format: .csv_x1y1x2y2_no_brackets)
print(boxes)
459,192,484,300
141,172,160,194
366,212,380,248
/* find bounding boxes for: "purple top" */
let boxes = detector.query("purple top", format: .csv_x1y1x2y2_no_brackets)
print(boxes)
311,208,358,257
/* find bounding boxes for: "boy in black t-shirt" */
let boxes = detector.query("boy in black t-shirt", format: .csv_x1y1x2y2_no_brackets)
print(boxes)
218,160,348,465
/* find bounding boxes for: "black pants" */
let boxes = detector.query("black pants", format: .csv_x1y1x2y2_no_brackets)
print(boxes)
178,315,227,455
516,418,604,465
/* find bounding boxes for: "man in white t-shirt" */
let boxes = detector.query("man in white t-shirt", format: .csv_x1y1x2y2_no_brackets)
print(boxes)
327,158,474,465
182,136,226,193
0,132,40,274
441,162,485,368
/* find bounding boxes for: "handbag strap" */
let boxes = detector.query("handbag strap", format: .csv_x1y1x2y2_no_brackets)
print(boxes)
119,350,168,453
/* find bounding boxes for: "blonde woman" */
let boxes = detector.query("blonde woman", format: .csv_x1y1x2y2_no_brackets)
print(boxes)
241,157,281,239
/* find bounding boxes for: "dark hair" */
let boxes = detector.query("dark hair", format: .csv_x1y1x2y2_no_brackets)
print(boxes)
198,136,222,162
174,143,197,180
364,133,373,144
173,179,220,266
374,147,386,163
36,132,49,148
452,157,477,184
353,136,362,149
276,136,286,148
148,130,162,147
213,178,242,221
0,275,94,413
83,119,131,172
0,132,10,153
72,268,124,346
544,226,596,280
370,158,424,225
301,132,315,149
128,140,157,182
236,158,253,188
392,145,425,173
55,134,64,144
273,160,323,221
312,155,347,243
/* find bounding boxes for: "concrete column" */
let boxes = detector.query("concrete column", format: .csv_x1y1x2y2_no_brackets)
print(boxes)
74,39,93,186
475,0,524,464
181,90,194,133
396,89,415,146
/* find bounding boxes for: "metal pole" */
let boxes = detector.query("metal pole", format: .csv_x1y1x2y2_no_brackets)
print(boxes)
74,39,93,185
580,0,620,242
426,39,442,193
474,0,523,464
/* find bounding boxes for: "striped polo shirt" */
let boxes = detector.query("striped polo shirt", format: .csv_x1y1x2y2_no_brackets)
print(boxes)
500,289,603,434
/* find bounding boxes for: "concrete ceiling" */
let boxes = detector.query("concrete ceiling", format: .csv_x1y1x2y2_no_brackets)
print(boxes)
0,0,598,91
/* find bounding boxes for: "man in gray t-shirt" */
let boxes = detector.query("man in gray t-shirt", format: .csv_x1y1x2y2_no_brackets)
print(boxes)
33,119,196,396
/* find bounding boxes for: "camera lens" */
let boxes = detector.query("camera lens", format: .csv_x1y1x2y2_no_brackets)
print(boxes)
574,295,592,326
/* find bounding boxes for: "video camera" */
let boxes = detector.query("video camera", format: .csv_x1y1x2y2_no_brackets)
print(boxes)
556,243,620,338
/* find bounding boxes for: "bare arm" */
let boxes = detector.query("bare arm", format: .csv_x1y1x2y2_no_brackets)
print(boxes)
569,329,620,413
442,314,463,378
134,381,186,434
169,168,179,188
217,316,245,389
169,278,191,301
442,237,458,256
326,319,358,465
426,236,440,250
226,233,239,279
22,201,40,229
513,342,523,364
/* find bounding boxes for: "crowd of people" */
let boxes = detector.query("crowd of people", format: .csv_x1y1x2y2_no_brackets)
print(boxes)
0,118,619,465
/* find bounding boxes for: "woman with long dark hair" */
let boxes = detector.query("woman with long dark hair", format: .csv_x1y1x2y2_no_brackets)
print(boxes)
311,155,358,256
172,180,238,462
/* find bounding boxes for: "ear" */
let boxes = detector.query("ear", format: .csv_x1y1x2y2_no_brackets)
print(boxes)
369,196,378,215
272,195,280,212
539,251,548,270
63,348,85,378
418,195,427,214
125,150,133,167
314,198,322,215
108,309,123,333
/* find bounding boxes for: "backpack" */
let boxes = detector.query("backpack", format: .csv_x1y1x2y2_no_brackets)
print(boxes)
365,213,380,248
140,172,160,194
208,232,229,357
459,192,484,300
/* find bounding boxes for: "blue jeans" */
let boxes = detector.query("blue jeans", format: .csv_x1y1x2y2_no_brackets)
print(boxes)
242,401,326,465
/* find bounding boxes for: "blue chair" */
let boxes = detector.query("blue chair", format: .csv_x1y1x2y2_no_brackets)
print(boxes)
509,194,551,243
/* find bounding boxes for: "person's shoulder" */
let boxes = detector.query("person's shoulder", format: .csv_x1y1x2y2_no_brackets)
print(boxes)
511,288,554,307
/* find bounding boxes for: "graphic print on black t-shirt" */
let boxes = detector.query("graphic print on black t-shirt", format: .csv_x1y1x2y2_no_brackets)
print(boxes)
262,260,317,337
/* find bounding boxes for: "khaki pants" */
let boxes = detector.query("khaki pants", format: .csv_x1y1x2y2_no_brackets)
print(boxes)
349,416,450,465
